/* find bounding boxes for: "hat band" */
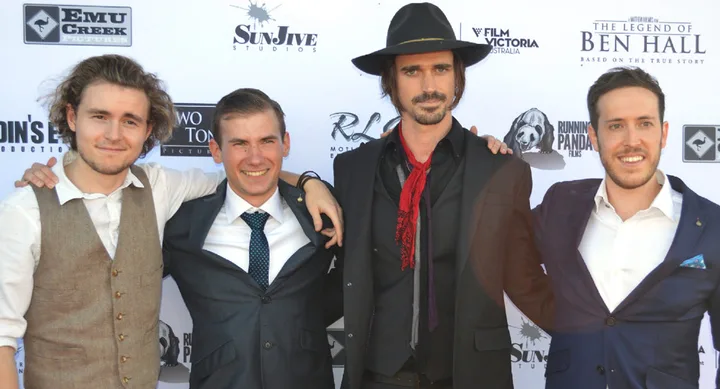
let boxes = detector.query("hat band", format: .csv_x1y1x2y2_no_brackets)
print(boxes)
398,37,445,45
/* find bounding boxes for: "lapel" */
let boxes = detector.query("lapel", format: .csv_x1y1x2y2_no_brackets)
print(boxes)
456,131,503,280
269,180,324,286
613,175,706,313
568,183,612,314
343,139,386,274
189,180,228,247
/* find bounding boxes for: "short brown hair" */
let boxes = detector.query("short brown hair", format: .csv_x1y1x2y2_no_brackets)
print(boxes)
43,54,175,158
587,66,665,131
210,88,286,147
380,52,466,113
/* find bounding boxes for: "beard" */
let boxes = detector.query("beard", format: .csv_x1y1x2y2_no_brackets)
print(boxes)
77,144,134,176
599,144,661,190
406,91,450,125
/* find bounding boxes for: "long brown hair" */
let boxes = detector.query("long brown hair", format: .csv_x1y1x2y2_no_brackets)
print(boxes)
43,54,175,158
380,52,466,113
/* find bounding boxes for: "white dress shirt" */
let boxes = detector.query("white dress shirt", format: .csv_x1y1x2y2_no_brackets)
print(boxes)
0,162,224,350
578,170,683,313
202,183,311,286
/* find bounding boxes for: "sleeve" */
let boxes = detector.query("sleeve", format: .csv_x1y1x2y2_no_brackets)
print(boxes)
0,198,41,351
139,163,226,222
323,159,346,327
708,275,720,388
503,162,555,332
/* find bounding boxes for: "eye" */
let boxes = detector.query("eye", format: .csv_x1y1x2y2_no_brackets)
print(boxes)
405,69,417,76
263,139,276,144
124,120,138,126
609,123,622,130
92,115,106,120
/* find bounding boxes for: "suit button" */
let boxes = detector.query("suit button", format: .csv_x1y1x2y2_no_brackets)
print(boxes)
605,316,616,326
122,377,130,384
261,296,271,304
115,291,122,299
121,356,128,363
347,333,353,339
117,313,124,320
112,269,119,277
118,334,125,341
346,282,352,287
596,365,605,375
263,341,273,349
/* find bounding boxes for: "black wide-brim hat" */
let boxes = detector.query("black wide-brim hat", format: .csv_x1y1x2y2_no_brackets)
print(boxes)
352,2,492,76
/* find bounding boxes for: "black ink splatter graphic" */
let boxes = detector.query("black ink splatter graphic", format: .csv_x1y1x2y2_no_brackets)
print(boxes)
230,1,281,28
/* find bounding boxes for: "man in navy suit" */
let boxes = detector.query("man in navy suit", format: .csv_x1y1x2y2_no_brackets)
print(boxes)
161,88,343,389
535,67,720,389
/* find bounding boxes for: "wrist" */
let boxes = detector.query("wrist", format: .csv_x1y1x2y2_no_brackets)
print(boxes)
297,170,321,190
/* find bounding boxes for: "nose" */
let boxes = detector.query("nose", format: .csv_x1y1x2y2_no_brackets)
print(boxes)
245,143,264,164
105,120,122,141
421,72,438,93
624,126,642,147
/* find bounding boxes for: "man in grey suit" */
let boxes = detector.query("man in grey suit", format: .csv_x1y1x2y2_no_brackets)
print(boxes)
162,88,343,389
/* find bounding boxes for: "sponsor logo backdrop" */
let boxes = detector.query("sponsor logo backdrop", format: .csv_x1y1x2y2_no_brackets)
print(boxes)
1,0,719,388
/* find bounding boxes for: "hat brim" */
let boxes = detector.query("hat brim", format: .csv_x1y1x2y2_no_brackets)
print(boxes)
351,40,492,76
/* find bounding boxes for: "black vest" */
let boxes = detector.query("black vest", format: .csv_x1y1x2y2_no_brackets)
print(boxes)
365,150,465,380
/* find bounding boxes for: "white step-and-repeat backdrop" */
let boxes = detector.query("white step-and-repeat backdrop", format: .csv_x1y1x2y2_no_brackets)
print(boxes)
1,0,719,387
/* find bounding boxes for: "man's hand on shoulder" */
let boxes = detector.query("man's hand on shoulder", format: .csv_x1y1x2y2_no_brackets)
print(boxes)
14,157,59,189
302,178,344,249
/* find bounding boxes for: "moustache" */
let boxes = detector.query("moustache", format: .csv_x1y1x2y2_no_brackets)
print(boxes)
412,92,447,104
615,146,647,157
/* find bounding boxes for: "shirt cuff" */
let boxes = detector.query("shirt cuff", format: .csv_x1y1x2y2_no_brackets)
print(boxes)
0,337,18,351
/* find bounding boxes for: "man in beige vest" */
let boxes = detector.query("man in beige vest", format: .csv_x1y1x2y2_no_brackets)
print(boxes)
0,54,343,389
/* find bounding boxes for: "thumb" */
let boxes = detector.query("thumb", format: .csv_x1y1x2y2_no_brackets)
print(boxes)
470,125,478,135
47,156,58,167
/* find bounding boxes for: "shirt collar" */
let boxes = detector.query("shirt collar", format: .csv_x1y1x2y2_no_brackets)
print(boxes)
54,163,144,205
385,117,465,160
594,169,676,221
224,182,284,224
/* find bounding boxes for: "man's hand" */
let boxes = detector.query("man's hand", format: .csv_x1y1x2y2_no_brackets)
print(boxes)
0,346,19,389
380,126,512,155
14,157,59,189
303,179,344,249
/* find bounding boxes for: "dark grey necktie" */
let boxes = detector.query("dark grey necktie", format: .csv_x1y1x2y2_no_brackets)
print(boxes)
240,211,270,289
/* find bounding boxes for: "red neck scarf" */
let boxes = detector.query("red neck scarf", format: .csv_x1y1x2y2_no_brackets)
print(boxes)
395,122,433,270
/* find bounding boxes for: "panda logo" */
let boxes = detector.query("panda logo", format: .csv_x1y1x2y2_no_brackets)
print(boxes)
503,108,555,155
159,320,180,367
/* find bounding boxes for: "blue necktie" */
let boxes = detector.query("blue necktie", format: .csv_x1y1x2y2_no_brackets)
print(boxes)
240,211,270,289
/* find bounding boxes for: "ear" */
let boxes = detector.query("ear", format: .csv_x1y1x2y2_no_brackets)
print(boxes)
209,138,223,164
282,132,290,157
660,121,669,149
145,122,153,141
588,123,599,151
67,104,77,132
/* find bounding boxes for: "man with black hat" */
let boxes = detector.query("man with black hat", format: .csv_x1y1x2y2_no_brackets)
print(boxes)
331,3,554,389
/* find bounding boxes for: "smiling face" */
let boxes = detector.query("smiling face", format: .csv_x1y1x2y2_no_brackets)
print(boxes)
589,86,668,191
209,109,289,206
67,81,152,176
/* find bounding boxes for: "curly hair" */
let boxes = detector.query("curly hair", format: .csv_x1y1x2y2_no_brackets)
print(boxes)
43,54,176,158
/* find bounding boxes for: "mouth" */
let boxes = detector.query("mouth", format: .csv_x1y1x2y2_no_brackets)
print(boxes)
97,146,126,153
618,155,645,164
242,169,269,177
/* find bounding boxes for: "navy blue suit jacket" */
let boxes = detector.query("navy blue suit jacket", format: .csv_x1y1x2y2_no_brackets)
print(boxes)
535,175,720,389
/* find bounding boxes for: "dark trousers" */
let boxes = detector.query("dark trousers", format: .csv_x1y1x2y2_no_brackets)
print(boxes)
361,371,453,389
